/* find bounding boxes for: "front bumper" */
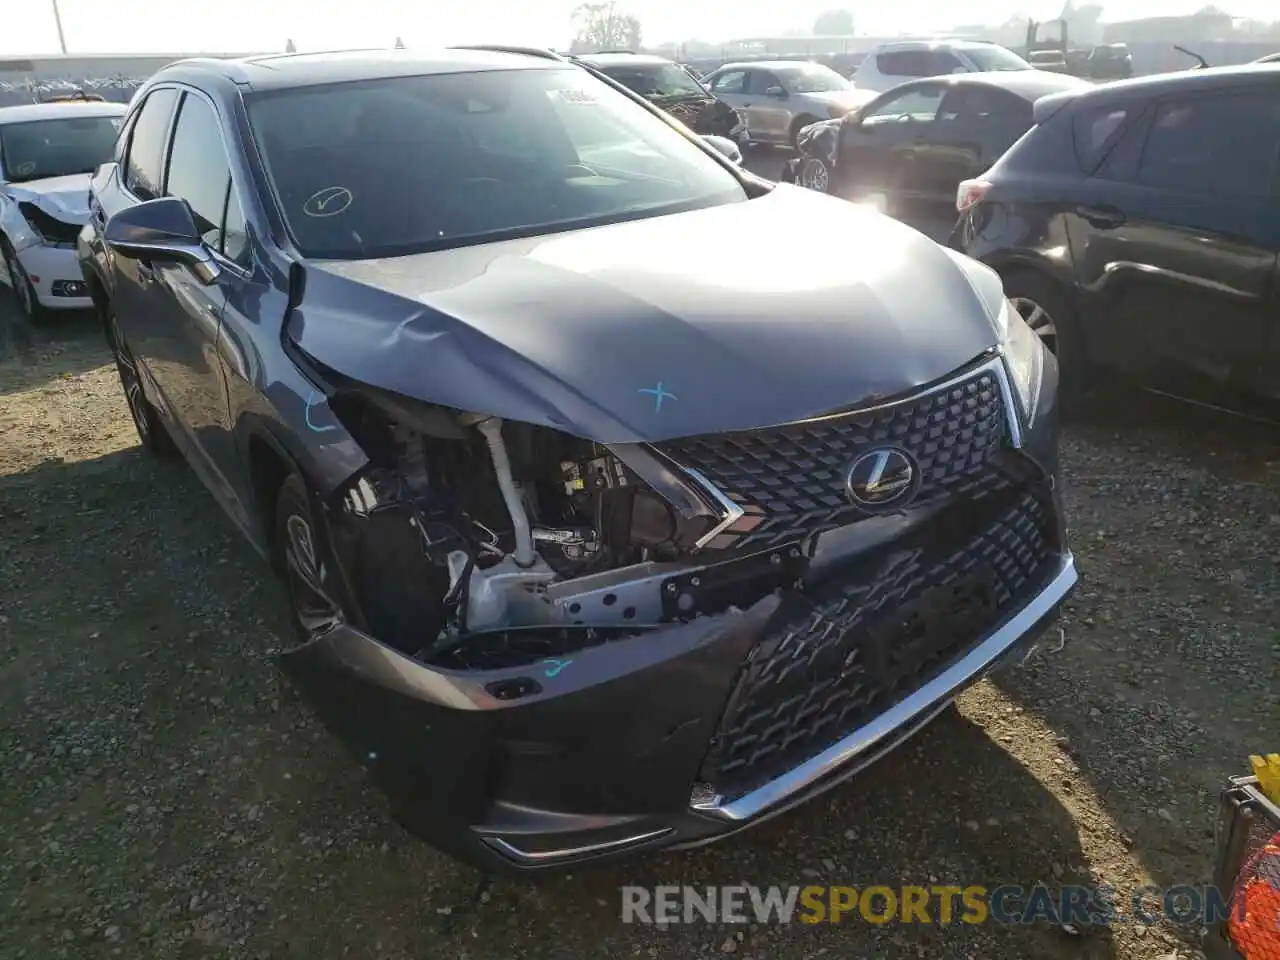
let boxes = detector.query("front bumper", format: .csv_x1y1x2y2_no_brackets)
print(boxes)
16,243,92,310
283,550,1074,871
281,354,1073,872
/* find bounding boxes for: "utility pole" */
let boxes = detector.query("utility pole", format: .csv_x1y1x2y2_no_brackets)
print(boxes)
52,0,68,53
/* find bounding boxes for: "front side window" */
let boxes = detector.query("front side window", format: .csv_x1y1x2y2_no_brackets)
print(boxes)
775,65,850,93
125,88,179,200
165,93,231,249
862,85,946,125
709,70,746,94
1137,91,1280,197
0,113,122,184
247,67,746,260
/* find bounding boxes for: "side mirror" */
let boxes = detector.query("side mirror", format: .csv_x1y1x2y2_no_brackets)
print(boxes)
104,197,220,285
700,134,743,165
765,85,788,98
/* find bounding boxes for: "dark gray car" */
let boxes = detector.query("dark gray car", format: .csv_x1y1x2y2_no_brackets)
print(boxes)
78,47,1075,873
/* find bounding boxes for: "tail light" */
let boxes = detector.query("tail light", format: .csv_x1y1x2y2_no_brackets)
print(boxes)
956,179,991,213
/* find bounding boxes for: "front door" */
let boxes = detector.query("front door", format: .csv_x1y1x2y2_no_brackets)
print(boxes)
906,85,1034,241
742,69,791,143
1067,83,1280,404
835,81,947,219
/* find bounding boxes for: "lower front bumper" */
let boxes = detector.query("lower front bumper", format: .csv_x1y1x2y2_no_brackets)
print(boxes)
280,546,1077,873
17,243,92,310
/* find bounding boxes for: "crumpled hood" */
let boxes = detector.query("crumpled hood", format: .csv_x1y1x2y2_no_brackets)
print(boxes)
4,173,92,223
289,185,1003,444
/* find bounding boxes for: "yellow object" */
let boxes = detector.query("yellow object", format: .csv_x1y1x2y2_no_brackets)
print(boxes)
1250,754,1280,804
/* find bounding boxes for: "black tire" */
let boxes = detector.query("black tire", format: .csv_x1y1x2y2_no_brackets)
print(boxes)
103,304,178,457
798,156,833,193
790,114,821,150
0,240,41,356
275,472,347,642
1000,268,1088,414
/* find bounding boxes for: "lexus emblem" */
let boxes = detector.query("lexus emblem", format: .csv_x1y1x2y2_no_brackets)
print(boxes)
846,446,919,510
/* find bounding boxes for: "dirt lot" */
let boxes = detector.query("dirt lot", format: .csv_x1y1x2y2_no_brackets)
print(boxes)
0,301,1276,960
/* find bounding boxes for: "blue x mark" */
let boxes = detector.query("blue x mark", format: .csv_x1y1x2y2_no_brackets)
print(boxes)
638,381,678,413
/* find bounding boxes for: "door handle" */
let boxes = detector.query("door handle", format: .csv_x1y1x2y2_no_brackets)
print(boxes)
1075,204,1126,228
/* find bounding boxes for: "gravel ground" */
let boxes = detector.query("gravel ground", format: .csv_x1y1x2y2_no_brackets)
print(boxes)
0,296,1276,960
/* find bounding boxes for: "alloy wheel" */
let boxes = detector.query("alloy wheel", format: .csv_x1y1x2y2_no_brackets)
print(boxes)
283,512,342,634
7,253,33,319
108,314,153,444
799,158,830,193
1010,296,1058,356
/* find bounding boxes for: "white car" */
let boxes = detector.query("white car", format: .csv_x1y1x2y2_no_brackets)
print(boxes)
853,40,1035,93
0,99,126,320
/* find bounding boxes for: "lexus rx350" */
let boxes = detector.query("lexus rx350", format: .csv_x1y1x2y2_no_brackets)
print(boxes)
78,47,1076,872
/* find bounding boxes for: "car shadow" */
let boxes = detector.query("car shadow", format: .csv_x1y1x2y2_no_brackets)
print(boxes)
1,446,1119,959
990,388,1278,947
0,293,105,394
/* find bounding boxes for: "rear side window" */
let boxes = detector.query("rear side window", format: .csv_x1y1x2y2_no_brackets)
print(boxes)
1137,91,1280,198
124,87,179,200
709,70,746,94
923,51,964,75
877,51,929,77
1070,104,1131,172
1072,103,1129,171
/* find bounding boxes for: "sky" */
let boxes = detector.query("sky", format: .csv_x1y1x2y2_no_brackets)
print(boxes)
5,0,1278,57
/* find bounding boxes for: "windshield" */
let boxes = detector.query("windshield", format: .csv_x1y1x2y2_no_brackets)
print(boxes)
777,65,851,93
0,115,122,184
247,67,746,260
963,46,1033,72
599,63,706,98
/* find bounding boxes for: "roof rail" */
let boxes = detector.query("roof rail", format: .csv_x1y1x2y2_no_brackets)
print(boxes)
448,44,565,61
595,49,637,54
39,90,107,103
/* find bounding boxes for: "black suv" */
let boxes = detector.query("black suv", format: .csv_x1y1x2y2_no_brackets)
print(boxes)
953,63,1280,418
574,51,744,140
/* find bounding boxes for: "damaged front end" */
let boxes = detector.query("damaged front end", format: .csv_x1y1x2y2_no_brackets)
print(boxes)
277,350,1076,872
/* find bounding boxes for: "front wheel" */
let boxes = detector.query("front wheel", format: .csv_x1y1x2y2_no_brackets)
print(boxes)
798,157,832,193
275,472,346,641
1,239,46,337
1002,270,1088,412
105,306,177,457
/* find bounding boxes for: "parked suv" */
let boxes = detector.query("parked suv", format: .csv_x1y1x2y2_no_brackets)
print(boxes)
0,99,125,321
79,47,1074,872
854,40,1035,93
702,60,872,147
953,63,1280,418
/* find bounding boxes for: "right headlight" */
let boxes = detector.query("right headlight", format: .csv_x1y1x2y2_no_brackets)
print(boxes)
993,297,1045,426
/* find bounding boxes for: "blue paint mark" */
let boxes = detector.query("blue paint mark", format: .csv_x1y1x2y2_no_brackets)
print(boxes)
305,391,338,433
638,381,677,413
542,658,573,678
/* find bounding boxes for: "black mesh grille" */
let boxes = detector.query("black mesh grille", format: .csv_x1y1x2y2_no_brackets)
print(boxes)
656,367,1006,552
699,488,1056,798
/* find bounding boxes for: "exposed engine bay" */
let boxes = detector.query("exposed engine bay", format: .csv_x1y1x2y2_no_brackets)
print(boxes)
324,384,795,666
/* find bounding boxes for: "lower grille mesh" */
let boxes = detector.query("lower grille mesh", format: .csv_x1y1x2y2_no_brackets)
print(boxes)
699,487,1056,797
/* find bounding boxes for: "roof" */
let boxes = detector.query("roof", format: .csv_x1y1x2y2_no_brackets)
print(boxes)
577,53,674,68
0,100,127,124
714,59,840,71
938,69,1092,99
1069,61,1280,101
873,39,1001,51
155,48,569,93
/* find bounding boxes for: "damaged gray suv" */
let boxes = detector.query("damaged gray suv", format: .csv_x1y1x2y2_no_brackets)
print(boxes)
78,47,1077,871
